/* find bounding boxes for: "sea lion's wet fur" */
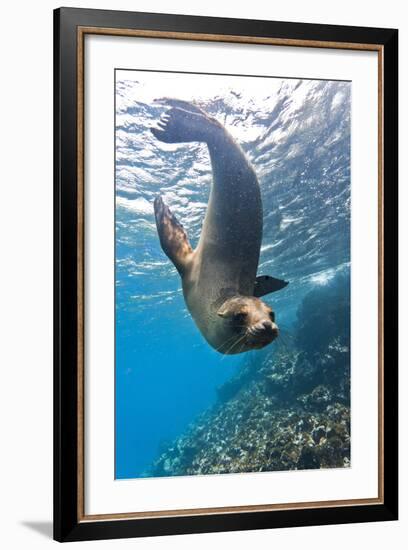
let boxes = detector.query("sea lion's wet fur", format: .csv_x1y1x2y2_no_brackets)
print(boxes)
152,99,282,354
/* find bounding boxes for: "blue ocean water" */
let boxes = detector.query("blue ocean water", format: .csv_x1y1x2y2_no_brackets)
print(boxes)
115,71,350,479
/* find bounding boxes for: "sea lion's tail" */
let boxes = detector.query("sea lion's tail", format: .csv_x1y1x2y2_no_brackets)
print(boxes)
151,98,219,144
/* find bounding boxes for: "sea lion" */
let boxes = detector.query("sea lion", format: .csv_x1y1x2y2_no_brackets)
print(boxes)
151,98,288,354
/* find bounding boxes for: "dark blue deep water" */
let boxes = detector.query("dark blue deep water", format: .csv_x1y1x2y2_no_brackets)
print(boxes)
115,71,351,479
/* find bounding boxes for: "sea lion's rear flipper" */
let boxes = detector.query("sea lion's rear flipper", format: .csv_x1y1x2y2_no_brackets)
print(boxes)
154,98,205,115
254,275,289,298
151,100,218,144
154,196,193,276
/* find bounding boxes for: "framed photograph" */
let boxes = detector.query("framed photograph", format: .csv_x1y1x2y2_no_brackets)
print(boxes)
54,7,398,542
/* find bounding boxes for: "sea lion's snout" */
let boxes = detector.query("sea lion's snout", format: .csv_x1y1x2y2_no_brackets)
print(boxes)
260,320,279,339
216,296,279,353
248,319,279,347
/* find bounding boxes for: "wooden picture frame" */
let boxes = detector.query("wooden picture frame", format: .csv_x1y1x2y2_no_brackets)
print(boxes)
54,7,398,542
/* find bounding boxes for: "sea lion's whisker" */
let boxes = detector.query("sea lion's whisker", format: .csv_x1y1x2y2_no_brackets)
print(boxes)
216,333,241,353
222,334,247,357
281,331,294,345
278,325,295,342
275,338,286,353
226,334,246,354
281,332,295,345
278,334,291,353
235,342,246,355
221,337,241,358
280,341,290,355
217,326,249,352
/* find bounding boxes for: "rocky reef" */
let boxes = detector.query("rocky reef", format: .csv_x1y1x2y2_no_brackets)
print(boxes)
148,273,350,477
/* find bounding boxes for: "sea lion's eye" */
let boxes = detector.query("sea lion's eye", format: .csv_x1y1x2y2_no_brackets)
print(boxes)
269,311,275,322
233,312,247,323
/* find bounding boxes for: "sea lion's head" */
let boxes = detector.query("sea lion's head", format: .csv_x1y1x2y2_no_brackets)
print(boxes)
216,295,279,354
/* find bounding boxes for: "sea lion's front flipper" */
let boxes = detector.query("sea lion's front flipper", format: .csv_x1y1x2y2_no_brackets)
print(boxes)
154,196,193,276
254,275,289,297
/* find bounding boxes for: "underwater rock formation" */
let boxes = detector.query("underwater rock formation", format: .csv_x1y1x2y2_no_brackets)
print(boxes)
148,274,350,477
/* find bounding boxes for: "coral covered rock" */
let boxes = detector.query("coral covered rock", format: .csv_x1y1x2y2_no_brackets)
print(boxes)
148,274,351,477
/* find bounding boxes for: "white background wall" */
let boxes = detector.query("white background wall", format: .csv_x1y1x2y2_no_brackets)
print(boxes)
0,0,405,548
